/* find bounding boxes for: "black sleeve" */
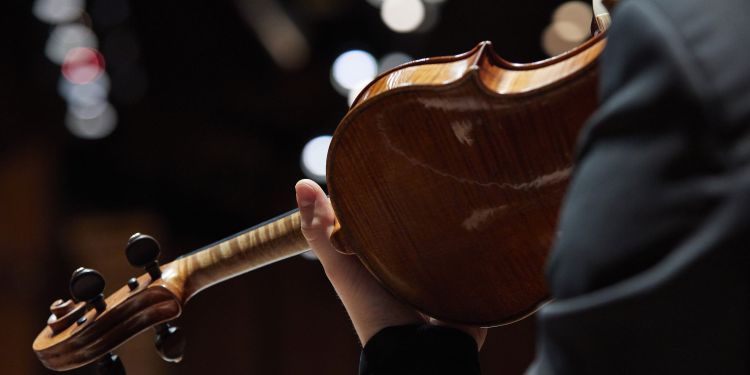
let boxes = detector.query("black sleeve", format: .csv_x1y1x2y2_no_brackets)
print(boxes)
359,324,480,375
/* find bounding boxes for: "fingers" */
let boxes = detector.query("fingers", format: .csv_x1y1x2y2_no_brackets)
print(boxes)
294,179,424,344
295,179,363,277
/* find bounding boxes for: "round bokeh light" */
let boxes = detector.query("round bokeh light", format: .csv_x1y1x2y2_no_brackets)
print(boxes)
301,135,333,183
62,47,105,84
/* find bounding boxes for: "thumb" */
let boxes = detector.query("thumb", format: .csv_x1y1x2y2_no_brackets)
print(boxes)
294,179,340,262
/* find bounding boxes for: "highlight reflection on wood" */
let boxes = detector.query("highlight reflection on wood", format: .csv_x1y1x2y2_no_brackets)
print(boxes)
333,37,604,325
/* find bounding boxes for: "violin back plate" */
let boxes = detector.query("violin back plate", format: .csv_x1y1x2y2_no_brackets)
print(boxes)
327,39,603,326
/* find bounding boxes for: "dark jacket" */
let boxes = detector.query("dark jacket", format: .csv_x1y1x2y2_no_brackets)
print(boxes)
361,0,750,373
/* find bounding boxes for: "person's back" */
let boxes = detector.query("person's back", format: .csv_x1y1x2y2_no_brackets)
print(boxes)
534,0,750,372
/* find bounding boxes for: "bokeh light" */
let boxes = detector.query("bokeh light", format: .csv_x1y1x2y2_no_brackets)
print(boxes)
331,50,377,95
347,80,370,106
300,250,318,261
62,47,105,84
45,23,98,64
33,0,84,24
380,0,426,33
58,73,110,108
553,1,593,28
65,102,117,139
378,52,413,73
542,1,593,56
301,135,332,183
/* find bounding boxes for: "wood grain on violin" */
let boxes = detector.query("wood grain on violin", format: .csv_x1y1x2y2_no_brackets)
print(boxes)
34,34,605,371
331,36,604,326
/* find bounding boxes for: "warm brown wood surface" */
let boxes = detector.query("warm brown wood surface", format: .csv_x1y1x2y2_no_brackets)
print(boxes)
330,37,604,326
33,211,310,370
162,210,309,302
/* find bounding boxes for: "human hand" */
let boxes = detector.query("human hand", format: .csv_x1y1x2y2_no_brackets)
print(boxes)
295,179,487,348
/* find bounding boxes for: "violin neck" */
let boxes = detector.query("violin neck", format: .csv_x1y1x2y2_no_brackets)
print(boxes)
165,209,310,302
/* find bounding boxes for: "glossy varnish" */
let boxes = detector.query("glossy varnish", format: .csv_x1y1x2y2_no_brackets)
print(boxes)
329,38,604,325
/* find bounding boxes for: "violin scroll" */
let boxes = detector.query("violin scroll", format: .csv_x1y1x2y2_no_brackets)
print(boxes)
33,234,183,371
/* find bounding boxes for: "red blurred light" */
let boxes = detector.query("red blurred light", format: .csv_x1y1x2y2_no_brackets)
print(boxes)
62,47,105,84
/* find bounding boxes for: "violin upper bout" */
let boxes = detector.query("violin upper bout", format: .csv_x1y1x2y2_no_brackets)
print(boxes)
327,38,605,326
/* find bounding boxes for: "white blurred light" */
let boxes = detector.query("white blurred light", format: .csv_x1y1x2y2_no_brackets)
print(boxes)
366,0,384,8
551,1,592,43
66,102,117,139
347,80,370,106
45,23,98,64
542,1,594,57
381,0,425,33
300,250,318,261
301,135,332,183
542,24,580,57
58,73,110,107
331,50,377,95
69,101,108,120
553,1,593,28
33,0,84,24
553,21,588,43
379,52,413,73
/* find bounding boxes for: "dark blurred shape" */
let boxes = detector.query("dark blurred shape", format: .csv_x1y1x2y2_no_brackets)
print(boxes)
102,29,140,69
94,353,126,375
233,0,310,70
90,0,131,28
154,323,187,363
110,65,147,105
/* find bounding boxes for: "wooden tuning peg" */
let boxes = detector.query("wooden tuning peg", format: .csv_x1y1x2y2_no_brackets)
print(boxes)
94,353,126,375
154,323,186,363
125,233,162,280
69,267,107,313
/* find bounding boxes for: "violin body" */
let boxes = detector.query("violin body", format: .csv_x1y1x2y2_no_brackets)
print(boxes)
329,38,605,325
33,35,605,370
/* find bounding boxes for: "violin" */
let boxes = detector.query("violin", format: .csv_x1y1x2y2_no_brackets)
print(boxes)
34,2,614,372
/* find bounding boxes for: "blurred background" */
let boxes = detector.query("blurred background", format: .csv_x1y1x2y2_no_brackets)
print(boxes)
0,0,594,373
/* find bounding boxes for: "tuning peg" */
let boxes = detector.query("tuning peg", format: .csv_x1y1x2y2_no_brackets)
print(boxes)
69,268,107,313
125,233,162,280
154,323,186,363
95,353,126,375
